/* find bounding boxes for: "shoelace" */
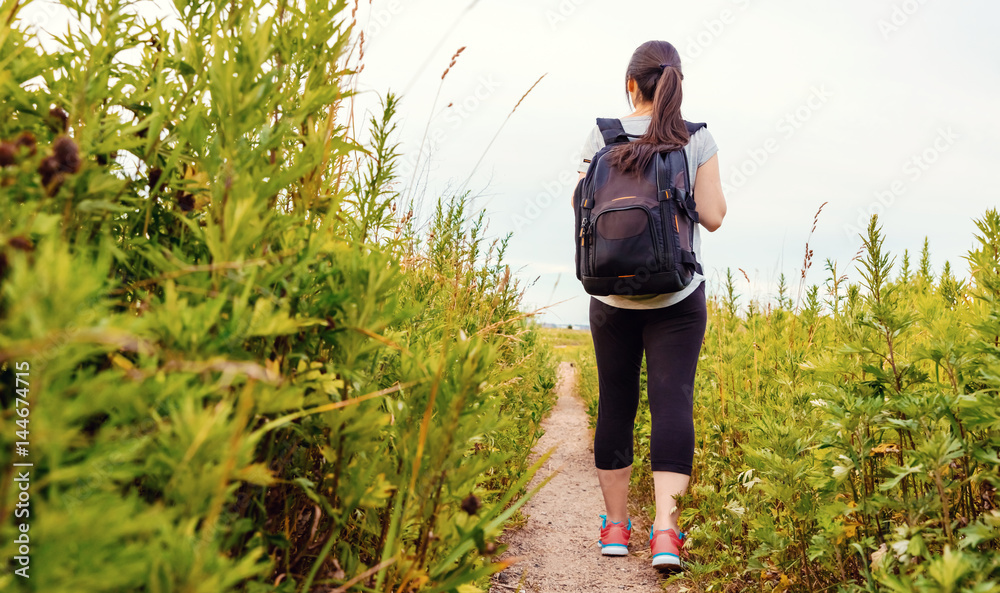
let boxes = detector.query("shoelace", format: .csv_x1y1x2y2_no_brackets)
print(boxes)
601,515,632,531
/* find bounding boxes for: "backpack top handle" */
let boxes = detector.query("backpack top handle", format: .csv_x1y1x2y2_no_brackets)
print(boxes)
596,118,638,146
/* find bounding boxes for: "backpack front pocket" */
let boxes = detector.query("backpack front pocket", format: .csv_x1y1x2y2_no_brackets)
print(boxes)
591,206,658,278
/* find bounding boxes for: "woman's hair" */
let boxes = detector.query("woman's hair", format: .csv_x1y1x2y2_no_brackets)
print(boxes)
606,40,689,175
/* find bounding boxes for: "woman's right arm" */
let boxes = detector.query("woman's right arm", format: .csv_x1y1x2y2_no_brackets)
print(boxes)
693,154,726,232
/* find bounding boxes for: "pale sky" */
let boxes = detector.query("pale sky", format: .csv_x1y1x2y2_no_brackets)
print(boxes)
21,0,1000,326
351,0,1000,325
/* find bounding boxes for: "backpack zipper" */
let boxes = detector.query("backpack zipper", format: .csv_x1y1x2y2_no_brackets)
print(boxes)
658,201,675,275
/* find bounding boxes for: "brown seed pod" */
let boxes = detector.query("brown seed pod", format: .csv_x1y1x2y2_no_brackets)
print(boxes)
15,132,37,156
52,136,81,173
460,493,481,515
38,155,59,189
0,142,15,167
7,236,34,252
48,106,69,132
176,191,194,211
148,167,163,192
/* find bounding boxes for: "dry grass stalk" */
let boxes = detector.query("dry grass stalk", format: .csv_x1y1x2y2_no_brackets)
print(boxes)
441,46,466,80
474,298,568,338
403,46,468,206
795,201,828,309
459,73,547,193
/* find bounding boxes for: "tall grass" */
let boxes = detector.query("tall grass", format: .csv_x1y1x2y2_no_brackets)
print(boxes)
0,1,555,591
577,213,1000,592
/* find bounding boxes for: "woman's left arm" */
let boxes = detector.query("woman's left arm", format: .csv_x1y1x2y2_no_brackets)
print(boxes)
693,154,727,232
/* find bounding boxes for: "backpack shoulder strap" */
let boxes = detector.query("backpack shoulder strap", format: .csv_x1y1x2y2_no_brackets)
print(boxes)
684,121,707,134
598,118,704,145
596,118,635,146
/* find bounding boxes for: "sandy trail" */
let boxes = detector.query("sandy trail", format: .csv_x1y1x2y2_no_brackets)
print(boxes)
491,361,676,593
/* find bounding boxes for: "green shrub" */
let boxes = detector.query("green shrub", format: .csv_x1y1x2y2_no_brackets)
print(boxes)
579,213,1000,592
0,1,555,591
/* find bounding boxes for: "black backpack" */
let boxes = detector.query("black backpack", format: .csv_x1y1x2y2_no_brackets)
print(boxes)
574,118,706,297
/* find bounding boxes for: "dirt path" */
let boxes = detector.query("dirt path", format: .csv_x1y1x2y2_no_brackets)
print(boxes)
491,362,676,593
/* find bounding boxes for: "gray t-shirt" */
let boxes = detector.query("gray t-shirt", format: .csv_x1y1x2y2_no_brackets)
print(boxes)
577,115,719,309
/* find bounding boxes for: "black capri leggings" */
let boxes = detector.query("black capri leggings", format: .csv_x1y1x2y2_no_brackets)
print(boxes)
589,282,707,475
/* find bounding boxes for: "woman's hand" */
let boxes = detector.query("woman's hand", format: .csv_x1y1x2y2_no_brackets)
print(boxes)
693,154,726,232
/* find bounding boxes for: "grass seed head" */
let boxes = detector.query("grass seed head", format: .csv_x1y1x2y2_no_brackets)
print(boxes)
441,46,466,80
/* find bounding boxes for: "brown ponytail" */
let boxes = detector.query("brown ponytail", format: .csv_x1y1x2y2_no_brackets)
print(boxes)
606,40,689,176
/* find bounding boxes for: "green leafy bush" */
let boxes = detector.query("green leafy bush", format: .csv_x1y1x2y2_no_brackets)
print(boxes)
579,213,1000,592
0,1,555,591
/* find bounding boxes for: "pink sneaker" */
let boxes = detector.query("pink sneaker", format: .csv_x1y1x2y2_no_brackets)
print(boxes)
598,515,631,556
650,527,685,572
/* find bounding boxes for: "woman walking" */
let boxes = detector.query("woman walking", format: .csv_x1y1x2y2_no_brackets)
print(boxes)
574,40,727,573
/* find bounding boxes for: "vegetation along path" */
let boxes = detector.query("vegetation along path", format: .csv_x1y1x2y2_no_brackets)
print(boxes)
491,361,677,592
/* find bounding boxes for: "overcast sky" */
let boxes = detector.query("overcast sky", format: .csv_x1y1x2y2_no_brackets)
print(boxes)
21,0,1000,326
351,0,1000,326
